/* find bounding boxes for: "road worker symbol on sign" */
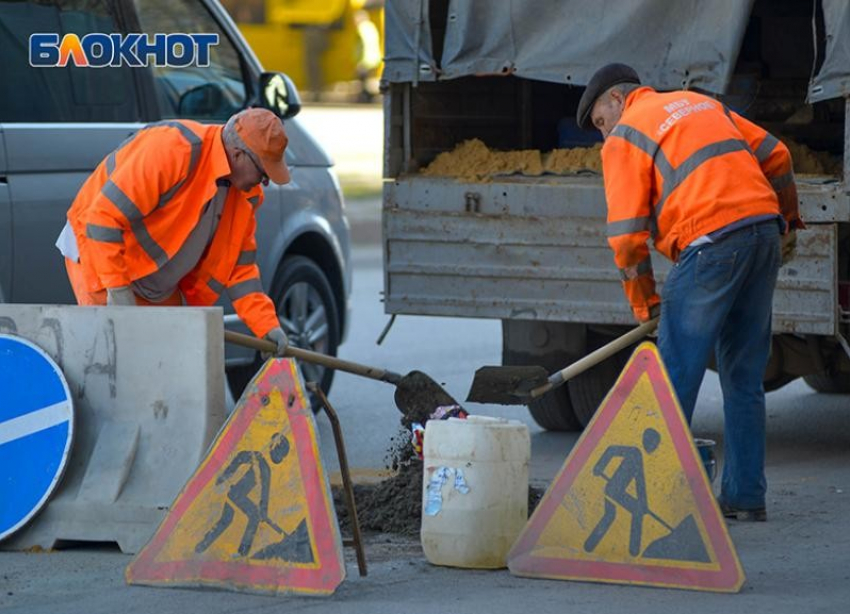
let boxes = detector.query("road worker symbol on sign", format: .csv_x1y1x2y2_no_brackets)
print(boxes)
583,428,707,562
194,430,313,563
126,359,344,596
584,428,660,557
508,343,744,593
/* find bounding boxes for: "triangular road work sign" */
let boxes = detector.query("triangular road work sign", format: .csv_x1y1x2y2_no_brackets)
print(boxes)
508,342,744,592
126,359,344,596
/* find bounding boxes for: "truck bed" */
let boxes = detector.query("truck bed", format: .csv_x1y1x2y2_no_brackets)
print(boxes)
383,175,845,335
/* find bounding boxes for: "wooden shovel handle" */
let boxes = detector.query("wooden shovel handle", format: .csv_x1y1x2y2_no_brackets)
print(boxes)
224,330,402,384
530,317,659,399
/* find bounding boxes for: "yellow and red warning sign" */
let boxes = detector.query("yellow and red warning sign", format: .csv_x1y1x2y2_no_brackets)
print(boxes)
126,359,344,596
508,342,744,592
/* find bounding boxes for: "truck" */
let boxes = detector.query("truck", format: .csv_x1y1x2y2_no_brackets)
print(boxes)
380,0,850,430
220,0,384,100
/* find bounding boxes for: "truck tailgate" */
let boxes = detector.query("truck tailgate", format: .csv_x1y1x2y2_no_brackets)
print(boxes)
383,176,841,335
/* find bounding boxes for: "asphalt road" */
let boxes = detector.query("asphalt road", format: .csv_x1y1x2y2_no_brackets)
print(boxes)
1,105,849,614
3,238,848,614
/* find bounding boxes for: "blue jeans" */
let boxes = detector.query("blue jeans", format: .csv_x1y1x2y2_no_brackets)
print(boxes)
657,220,781,510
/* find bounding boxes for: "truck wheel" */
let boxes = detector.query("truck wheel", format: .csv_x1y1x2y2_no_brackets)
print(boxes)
763,373,797,392
228,256,340,408
502,320,583,432
527,387,582,432
568,327,635,427
803,370,850,394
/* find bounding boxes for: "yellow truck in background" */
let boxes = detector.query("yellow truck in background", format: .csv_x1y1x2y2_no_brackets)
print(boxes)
220,0,383,101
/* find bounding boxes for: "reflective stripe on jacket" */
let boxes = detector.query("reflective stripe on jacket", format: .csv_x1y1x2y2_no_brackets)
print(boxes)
67,120,280,338
601,87,802,322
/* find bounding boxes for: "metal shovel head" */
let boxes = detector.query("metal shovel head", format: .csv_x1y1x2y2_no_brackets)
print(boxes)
394,370,461,427
465,365,550,405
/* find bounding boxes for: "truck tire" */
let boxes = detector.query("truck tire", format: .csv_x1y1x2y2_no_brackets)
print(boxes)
227,255,340,408
502,320,583,432
763,373,798,392
566,332,798,425
527,387,582,432
568,327,635,427
803,370,850,394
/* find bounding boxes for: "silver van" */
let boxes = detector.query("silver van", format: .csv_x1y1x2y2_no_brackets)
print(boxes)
0,0,351,397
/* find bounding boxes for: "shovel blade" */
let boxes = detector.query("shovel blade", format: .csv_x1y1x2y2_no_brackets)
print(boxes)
394,370,462,427
465,365,549,405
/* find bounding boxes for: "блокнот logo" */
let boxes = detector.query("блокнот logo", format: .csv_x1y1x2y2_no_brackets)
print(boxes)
29,33,219,67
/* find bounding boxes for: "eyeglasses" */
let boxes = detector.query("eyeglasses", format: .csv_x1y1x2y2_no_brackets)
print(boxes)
242,149,269,185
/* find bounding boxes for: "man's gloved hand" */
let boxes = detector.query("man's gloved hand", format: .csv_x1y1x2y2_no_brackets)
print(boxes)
781,229,797,266
635,302,661,324
262,326,290,360
106,285,136,306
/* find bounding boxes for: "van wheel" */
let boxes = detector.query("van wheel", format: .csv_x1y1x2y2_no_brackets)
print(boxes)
803,369,850,394
227,256,340,409
273,255,340,405
568,327,635,427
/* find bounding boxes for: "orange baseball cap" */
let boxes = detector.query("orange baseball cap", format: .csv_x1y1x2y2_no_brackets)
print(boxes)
234,108,290,184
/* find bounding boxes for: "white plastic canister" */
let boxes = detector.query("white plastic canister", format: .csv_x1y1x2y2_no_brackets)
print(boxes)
421,415,530,569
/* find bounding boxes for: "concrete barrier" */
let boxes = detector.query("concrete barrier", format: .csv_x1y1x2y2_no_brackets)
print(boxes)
0,305,227,553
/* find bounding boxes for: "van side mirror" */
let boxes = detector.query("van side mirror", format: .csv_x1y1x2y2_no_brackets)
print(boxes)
259,72,301,120
178,83,225,118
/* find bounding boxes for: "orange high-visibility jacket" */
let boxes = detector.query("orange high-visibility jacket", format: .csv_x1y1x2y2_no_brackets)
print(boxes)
67,120,280,338
602,87,802,322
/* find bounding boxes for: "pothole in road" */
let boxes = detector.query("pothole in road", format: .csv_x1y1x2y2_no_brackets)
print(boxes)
332,400,545,538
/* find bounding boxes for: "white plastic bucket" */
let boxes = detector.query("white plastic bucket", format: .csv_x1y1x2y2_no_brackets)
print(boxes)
421,415,530,568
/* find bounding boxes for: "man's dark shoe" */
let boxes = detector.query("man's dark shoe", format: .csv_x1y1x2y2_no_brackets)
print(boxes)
718,500,767,522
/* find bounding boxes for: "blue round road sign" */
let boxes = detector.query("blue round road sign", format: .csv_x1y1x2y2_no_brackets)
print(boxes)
0,334,74,541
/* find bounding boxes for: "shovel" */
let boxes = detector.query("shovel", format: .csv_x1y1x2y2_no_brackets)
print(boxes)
225,330,460,422
466,317,659,405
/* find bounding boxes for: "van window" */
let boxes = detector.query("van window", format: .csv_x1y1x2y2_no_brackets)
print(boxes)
133,0,247,121
0,0,141,122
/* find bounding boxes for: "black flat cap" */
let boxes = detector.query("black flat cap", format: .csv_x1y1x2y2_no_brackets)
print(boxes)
576,63,641,130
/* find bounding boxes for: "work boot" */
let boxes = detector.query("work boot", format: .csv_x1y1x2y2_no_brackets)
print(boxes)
718,500,767,522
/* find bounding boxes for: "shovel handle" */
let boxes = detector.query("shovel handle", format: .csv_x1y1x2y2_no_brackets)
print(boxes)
530,317,659,399
224,330,402,384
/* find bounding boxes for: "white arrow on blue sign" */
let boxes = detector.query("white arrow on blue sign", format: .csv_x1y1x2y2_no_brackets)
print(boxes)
0,334,74,541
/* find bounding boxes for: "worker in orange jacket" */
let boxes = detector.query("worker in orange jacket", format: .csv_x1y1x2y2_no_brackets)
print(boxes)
577,64,804,522
56,108,290,355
